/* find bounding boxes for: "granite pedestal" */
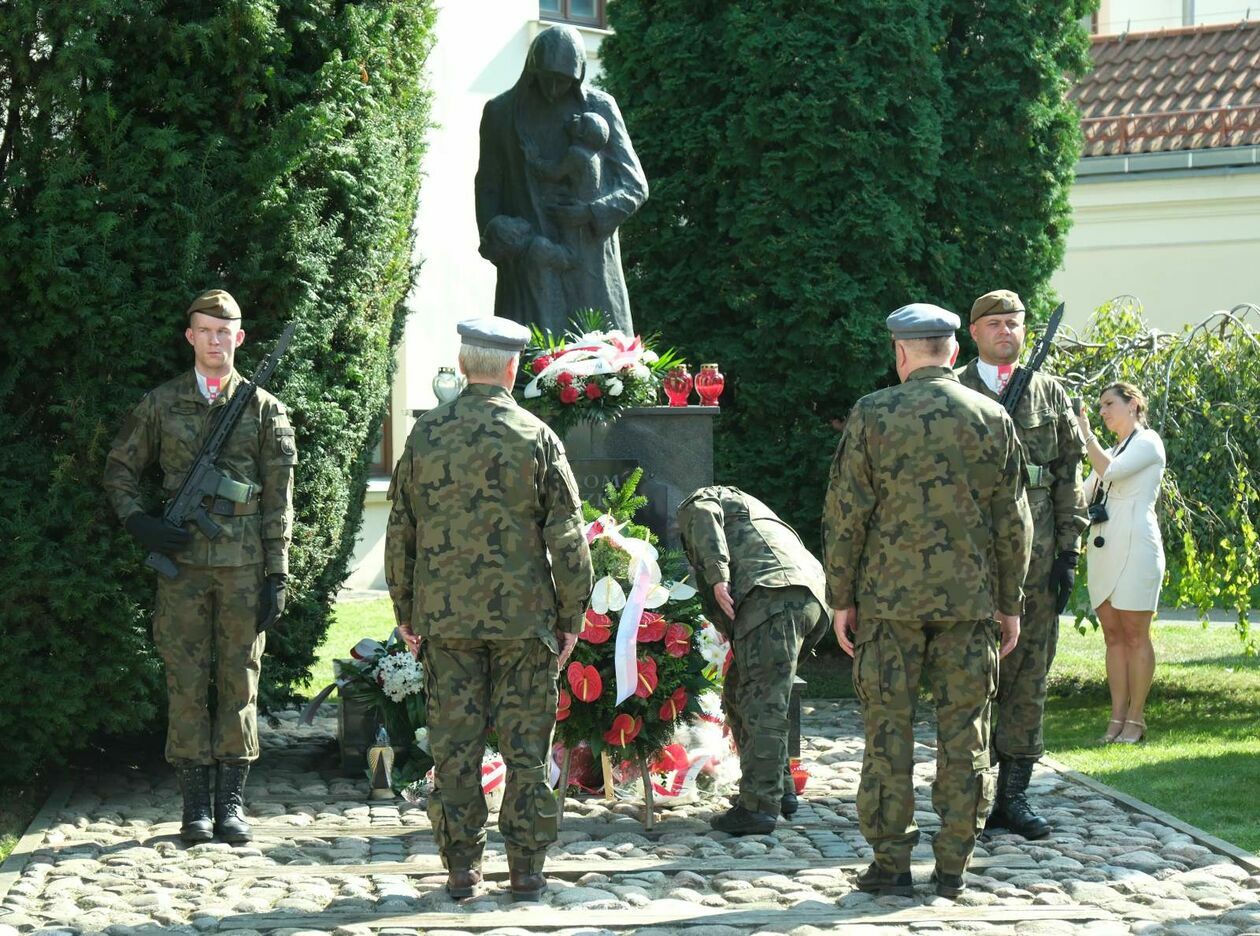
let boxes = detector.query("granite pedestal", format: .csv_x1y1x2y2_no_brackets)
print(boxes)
563,405,719,549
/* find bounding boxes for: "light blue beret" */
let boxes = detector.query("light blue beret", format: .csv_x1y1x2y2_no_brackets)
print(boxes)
457,316,532,352
885,303,961,339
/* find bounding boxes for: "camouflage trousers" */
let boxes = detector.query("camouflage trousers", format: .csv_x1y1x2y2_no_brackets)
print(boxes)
852,616,998,876
153,563,266,767
421,637,559,873
993,492,1058,761
722,586,827,814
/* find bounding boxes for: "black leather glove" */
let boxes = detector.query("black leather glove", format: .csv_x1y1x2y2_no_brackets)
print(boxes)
1051,551,1079,615
124,512,192,553
257,573,287,633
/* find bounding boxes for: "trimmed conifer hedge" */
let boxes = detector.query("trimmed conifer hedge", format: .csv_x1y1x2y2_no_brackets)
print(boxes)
0,1,434,781
600,0,1092,546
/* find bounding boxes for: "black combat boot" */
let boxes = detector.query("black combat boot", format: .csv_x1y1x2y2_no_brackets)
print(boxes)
854,862,913,896
214,762,253,843
176,766,214,843
710,803,777,836
984,757,1011,833
781,789,799,818
1000,758,1051,840
781,762,799,818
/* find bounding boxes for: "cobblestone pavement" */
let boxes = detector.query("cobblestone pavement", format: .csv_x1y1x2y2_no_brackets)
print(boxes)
2,701,1258,936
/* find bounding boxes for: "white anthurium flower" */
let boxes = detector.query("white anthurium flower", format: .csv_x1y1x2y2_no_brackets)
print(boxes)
607,377,624,397
668,579,698,601
591,576,627,614
643,583,672,609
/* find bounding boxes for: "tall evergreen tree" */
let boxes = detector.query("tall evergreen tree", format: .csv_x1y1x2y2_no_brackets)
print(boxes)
601,0,1093,543
0,1,434,781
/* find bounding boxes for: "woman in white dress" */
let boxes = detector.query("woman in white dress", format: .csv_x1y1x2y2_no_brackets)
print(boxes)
1078,382,1166,745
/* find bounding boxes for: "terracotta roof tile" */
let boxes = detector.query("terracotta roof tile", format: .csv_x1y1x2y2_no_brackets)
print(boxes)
1071,20,1260,156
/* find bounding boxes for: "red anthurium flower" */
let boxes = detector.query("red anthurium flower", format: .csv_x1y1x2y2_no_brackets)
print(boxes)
634,655,659,698
603,713,643,747
566,661,603,703
580,609,612,644
559,385,580,405
653,743,688,774
659,686,689,722
638,611,667,642
556,689,572,721
664,622,692,657
556,371,574,386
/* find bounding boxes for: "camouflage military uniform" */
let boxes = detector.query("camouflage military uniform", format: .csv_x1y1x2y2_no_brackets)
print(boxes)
678,487,830,817
957,362,1087,760
384,382,593,875
823,365,1032,876
103,369,296,766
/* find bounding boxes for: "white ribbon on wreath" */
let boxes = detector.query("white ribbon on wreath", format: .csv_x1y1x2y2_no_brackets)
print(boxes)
584,513,698,705
522,332,656,399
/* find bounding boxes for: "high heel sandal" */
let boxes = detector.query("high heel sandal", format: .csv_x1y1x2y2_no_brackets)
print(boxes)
1098,719,1124,744
1115,719,1146,744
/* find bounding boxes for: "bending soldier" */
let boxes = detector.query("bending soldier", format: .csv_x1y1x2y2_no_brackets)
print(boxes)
384,316,593,902
103,289,296,844
825,303,1032,899
677,486,830,836
958,289,1087,839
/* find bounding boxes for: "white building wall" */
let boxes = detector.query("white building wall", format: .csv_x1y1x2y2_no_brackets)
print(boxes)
1052,169,1260,333
343,3,609,592
1097,0,1245,33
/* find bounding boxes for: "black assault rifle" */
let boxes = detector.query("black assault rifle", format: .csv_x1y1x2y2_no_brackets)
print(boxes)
146,322,296,579
997,302,1065,415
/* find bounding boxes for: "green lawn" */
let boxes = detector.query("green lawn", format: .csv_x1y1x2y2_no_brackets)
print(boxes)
0,781,47,864
1043,620,1260,854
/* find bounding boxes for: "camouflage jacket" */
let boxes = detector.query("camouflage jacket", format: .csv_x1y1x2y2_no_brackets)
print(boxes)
103,369,297,574
677,486,828,636
956,360,1088,555
823,366,1033,619
384,382,594,648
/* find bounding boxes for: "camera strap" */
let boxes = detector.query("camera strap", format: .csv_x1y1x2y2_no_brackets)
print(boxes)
1091,428,1140,523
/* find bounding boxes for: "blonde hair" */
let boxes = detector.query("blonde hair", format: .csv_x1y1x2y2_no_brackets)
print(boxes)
1100,381,1149,425
458,345,517,381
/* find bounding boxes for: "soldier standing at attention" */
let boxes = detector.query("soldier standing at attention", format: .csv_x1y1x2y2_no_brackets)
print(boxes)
957,289,1087,839
824,304,1032,898
384,317,593,902
676,486,830,836
104,289,296,844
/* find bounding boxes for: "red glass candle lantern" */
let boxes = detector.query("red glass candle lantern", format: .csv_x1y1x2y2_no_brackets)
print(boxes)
662,365,693,407
694,363,725,406
790,757,810,794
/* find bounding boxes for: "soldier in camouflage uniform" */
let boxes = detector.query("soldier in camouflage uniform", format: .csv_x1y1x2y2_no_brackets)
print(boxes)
824,303,1032,898
677,486,830,836
384,316,593,902
104,289,296,845
958,289,1088,840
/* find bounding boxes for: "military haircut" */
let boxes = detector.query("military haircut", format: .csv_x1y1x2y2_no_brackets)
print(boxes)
899,335,954,356
458,344,517,381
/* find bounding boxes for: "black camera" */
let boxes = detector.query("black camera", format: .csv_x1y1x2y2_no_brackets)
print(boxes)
1087,502,1109,524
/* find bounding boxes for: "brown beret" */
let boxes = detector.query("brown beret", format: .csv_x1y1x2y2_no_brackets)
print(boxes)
186,289,241,321
970,289,1025,324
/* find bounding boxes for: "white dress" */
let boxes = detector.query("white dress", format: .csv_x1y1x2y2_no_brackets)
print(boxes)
1083,428,1167,611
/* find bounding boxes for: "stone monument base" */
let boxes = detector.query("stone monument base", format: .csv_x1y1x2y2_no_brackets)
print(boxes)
563,405,718,549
